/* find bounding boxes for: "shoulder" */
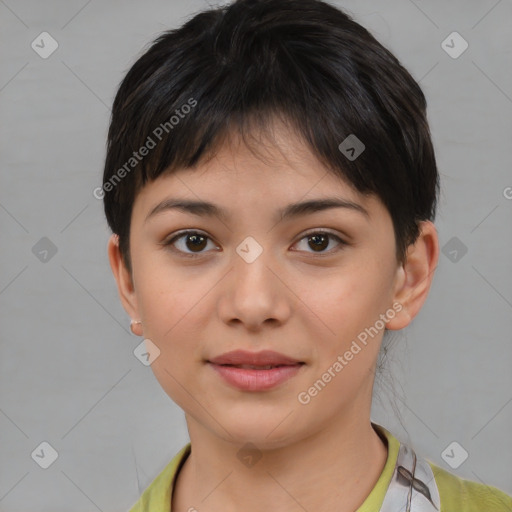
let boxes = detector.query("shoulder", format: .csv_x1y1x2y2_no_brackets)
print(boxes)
377,424,511,511
127,443,191,512
429,461,512,512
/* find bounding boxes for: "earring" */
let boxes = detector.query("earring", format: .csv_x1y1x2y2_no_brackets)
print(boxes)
130,319,143,336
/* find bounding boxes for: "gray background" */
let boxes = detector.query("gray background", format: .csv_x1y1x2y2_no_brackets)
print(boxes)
1,0,511,510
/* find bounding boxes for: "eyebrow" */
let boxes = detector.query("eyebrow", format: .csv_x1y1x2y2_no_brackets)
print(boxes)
144,197,370,225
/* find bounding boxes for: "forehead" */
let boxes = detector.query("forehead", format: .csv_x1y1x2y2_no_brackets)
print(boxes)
132,120,385,222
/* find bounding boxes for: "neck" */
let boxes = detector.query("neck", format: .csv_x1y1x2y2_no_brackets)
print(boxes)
172,415,388,512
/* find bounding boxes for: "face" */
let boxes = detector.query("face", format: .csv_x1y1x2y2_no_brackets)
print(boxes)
113,123,412,448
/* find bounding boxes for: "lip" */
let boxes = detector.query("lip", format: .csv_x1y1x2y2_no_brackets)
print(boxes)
208,349,303,366
208,363,304,391
207,350,304,391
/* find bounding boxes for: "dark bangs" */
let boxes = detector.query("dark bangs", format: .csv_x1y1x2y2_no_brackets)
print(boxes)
102,0,439,274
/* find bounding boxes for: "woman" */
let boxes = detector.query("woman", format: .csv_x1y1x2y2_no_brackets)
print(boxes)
101,0,512,510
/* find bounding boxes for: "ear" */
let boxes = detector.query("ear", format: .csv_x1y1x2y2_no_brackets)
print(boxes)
386,221,439,330
107,234,141,333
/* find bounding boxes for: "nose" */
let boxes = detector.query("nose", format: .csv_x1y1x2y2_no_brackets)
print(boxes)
216,237,292,331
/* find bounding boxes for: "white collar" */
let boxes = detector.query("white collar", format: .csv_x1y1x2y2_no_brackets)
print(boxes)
380,442,440,511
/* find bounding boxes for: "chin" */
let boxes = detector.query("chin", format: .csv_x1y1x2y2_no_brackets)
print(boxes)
219,411,304,448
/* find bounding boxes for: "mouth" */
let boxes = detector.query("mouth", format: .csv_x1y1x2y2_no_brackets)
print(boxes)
206,350,305,390
207,349,304,367
207,360,305,391
214,363,304,370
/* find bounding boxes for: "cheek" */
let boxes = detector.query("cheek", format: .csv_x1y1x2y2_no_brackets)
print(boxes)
304,263,390,357
136,268,207,406
311,262,383,319
134,260,215,364
134,248,192,319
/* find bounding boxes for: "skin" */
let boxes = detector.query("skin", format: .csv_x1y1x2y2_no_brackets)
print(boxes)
108,121,439,512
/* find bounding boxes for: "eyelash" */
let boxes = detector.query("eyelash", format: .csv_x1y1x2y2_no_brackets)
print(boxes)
162,229,347,259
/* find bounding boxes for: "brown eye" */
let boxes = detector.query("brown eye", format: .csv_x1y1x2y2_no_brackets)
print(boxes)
293,231,346,255
182,233,208,252
164,229,346,259
165,230,217,257
307,233,329,252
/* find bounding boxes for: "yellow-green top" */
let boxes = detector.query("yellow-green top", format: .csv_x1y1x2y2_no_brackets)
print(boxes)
128,424,512,512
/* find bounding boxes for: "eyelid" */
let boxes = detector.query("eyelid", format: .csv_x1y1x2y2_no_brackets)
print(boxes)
297,227,345,242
